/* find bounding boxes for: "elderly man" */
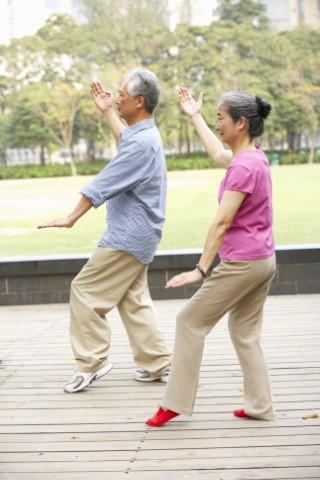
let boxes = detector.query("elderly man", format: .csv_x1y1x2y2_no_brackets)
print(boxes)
38,68,171,392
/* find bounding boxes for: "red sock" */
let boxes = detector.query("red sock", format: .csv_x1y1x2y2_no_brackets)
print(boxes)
146,407,180,427
233,408,250,418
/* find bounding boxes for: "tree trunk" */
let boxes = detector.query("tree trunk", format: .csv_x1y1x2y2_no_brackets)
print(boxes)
287,130,295,151
178,123,183,154
40,145,46,166
185,123,191,154
87,140,95,162
308,122,317,164
67,146,77,175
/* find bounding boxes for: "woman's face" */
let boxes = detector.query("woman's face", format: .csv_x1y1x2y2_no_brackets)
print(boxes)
216,103,242,146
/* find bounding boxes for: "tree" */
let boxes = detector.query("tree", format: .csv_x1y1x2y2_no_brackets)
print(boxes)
5,98,52,165
13,82,85,174
214,0,269,29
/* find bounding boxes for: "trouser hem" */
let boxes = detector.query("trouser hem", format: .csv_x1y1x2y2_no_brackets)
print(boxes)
162,399,193,416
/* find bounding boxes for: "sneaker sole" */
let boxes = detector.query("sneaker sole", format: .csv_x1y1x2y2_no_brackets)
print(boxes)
64,363,113,393
134,376,162,382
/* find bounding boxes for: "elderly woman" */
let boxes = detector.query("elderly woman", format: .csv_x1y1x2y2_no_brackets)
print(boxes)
146,87,276,426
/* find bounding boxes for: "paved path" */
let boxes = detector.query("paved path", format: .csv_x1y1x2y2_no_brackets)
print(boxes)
0,295,320,479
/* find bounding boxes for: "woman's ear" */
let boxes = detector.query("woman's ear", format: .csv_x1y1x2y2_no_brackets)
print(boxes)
237,116,248,133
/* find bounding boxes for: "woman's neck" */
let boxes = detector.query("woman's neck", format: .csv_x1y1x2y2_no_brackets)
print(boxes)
230,137,255,156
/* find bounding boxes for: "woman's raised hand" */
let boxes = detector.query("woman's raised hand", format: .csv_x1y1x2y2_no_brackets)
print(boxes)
177,86,203,118
90,81,113,113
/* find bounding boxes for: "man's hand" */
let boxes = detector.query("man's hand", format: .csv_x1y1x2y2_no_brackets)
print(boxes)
166,269,203,288
37,217,75,229
177,86,203,118
90,81,113,113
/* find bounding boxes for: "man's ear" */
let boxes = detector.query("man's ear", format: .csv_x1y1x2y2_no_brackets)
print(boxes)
135,95,145,110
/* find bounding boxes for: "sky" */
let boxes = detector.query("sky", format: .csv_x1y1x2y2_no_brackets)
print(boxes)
0,0,218,45
0,0,47,44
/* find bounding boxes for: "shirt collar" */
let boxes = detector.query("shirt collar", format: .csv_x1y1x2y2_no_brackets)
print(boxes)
120,118,155,142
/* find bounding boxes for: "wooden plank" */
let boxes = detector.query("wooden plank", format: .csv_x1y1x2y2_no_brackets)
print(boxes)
0,295,320,479
2,435,319,452
1,425,320,442
130,455,320,470
0,474,125,480
0,417,319,434
1,445,319,463
1,391,319,409
0,468,320,480
1,456,318,473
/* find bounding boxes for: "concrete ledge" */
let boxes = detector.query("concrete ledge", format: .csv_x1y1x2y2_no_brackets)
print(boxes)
0,245,319,305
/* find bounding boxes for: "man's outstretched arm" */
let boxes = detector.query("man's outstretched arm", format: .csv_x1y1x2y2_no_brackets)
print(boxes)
37,195,93,229
90,81,125,142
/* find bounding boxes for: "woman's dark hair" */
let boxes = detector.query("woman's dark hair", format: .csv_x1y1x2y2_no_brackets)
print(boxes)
219,91,272,140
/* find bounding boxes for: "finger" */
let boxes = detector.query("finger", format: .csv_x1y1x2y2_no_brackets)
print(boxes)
90,82,99,97
91,81,103,96
181,87,190,103
95,81,104,94
166,276,183,288
198,92,204,104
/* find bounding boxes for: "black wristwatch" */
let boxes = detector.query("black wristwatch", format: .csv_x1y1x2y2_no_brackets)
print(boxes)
196,263,208,279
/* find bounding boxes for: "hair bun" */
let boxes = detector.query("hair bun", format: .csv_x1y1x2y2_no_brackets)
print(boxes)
255,96,272,119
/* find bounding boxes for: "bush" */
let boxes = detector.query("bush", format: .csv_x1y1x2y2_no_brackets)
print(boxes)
278,152,309,165
0,163,71,179
166,152,216,171
0,150,319,179
0,160,109,180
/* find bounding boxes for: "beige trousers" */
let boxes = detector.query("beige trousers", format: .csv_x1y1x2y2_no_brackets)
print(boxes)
69,247,171,374
162,255,276,420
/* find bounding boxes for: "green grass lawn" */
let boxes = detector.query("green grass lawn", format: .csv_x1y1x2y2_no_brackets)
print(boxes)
1,164,319,257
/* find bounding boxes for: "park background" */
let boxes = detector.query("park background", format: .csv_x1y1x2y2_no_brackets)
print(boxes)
0,0,320,256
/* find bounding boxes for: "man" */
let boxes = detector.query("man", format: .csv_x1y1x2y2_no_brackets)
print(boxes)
38,68,171,393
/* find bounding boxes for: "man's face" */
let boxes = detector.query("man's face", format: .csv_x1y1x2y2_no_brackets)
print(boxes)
115,81,142,123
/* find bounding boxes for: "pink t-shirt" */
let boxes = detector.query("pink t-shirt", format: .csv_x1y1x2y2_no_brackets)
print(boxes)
218,148,275,261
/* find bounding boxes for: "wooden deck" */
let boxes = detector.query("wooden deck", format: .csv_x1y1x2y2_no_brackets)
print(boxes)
0,294,320,480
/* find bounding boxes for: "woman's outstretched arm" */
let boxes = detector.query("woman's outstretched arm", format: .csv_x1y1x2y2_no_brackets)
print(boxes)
166,189,246,288
178,86,232,169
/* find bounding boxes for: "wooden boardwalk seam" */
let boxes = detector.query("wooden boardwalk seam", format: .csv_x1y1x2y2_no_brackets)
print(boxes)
0,294,320,479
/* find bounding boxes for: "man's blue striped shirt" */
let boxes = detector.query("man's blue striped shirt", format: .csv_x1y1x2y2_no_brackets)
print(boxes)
80,118,167,264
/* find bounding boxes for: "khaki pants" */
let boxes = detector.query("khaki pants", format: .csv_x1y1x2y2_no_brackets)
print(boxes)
162,255,276,420
69,247,171,375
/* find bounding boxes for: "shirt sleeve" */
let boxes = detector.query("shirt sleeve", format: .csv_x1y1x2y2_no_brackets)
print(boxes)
80,139,152,208
224,165,256,195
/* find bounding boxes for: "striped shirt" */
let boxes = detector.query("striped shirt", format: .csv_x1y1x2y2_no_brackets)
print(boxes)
80,118,167,264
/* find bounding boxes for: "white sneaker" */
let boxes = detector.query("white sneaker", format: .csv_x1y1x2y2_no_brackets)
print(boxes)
134,367,170,383
64,363,113,393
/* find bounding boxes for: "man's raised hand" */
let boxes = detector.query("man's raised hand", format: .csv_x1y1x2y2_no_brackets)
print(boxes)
90,81,113,113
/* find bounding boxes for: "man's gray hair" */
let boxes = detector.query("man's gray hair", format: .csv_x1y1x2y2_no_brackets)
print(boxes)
125,68,160,114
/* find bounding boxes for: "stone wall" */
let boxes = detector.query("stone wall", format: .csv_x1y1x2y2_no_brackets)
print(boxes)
0,246,319,305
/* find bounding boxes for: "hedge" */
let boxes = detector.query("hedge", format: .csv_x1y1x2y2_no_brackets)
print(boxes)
0,150,319,179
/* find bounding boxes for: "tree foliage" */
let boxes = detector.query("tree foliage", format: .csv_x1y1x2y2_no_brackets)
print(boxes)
0,0,319,164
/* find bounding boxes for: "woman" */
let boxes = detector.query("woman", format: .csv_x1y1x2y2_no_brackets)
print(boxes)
146,87,276,427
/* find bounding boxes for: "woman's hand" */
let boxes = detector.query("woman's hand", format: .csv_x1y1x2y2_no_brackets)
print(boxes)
177,86,203,118
37,217,75,229
90,81,113,113
166,269,203,289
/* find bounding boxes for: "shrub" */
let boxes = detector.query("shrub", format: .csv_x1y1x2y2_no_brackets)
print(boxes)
0,150,319,179
166,152,216,171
